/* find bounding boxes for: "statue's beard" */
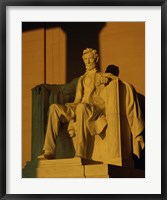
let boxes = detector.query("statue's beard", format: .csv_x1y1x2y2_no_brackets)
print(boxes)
85,63,96,71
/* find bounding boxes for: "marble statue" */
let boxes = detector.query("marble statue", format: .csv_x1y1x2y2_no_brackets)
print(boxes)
38,48,145,166
38,48,112,160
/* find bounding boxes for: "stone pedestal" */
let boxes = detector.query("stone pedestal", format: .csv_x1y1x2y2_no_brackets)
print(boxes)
85,164,109,178
22,158,109,178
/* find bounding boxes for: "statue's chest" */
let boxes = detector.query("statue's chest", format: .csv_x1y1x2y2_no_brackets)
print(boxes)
83,73,95,87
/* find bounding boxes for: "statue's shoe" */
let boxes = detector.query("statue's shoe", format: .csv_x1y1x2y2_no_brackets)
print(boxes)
37,151,55,160
37,154,46,160
44,151,55,159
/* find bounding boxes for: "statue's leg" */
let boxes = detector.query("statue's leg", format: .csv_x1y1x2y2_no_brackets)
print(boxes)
75,103,91,159
39,104,72,159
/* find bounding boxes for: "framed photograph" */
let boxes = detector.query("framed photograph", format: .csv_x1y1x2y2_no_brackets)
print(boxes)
0,0,166,199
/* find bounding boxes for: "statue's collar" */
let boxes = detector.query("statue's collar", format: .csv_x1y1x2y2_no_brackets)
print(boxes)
85,68,97,74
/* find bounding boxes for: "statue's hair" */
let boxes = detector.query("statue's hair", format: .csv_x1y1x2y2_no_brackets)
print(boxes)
82,48,99,60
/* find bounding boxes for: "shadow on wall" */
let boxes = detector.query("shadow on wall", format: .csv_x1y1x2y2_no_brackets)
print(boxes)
60,22,106,82
105,64,120,76
22,22,106,83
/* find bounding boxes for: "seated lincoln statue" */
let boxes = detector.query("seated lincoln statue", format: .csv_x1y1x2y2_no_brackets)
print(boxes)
38,48,145,167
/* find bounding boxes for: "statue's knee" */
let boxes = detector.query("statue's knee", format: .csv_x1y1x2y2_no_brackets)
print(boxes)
49,104,58,112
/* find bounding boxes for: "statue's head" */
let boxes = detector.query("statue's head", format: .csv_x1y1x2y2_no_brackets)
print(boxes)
82,48,99,71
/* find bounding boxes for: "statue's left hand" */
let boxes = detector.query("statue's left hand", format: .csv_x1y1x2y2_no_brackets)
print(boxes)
68,130,76,138
101,76,112,85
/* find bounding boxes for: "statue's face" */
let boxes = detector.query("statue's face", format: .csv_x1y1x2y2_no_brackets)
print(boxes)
83,52,97,71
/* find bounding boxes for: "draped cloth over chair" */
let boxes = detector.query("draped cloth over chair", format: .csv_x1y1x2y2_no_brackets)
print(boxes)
97,78,144,166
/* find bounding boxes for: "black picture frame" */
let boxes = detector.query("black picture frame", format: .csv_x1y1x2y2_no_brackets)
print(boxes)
0,0,166,199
